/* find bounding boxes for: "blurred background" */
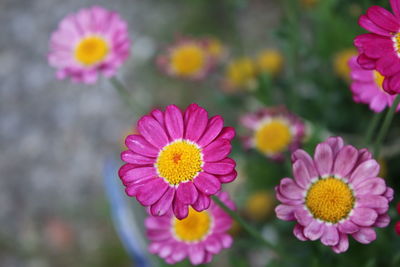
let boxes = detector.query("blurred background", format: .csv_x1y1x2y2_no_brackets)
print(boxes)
1,0,400,266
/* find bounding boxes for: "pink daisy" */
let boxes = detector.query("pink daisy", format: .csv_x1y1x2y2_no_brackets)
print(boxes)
275,136,394,253
354,0,400,94
119,103,237,220
48,6,131,84
349,56,400,112
156,37,216,80
145,191,235,265
240,106,306,161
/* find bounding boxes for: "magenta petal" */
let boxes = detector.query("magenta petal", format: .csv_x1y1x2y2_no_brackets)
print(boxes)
176,181,198,205
220,234,233,248
304,220,324,241
291,149,318,178
217,170,237,183
147,229,171,241
192,193,211,212
170,243,187,262
197,115,224,147
194,172,221,195
325,136,344,157
150,187,175,216
338,220,359,234
122,166,157,183
203,158,235,175
351,207,378,226
118,163,137,178
275,204,296,221
294,208,313,226
384,187,394,201
137,178,169,206
358,196,388,214
391,0,400,18
358,15,392,36
321,225,339,246
350,159,380,186
217,127,235,141
352,228,376,244
151,109,165,128
203,139,231,162
332,145,358,178
314,143,333,177
188,244,205,265
366,6,400,32
145,216,171,230
138,115,169,149
204,236,222,254
125,134,159,157
165,105,184,140
292,160,311,189
184,104,208,142
332,233,349,254
293,224,308,241
278,178,304,200
173,198,189,220
355,177,386,195
374,214,391,227
121,150,155,165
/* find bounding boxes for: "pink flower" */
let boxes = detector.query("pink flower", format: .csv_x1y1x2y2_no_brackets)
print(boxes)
145,191,235,265
275,137,393,253
240,106,306,161
156,37,217,80
349,56,400,112
48,6,131,84
119,103,236,219
354,0,400,94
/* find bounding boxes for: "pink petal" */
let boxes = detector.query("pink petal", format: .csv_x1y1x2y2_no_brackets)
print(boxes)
324,136,344,157
358,15,392,36
338,220,360,234
151,109,165,128
293,224,308,241
351,207,378,226
275,204,296,221
121,166,157,183
192,193,211,212
203,158,236,175
137,178,169,206
217,127,235,141
170,243,187,262
332,145,358,178
391,0,400,18
217,170,237,183
147,229,171,241
384,187,394,201
121,150,155,165
145,216,171,230
125,134,159,157
194,172,221,195
188,244,205,265
276,187,303,205
321,225,339,246
355,177,386,195
350,159,380,186
138,115,169,149
184,104,208,142
150,187,175,216
292,160,311,189
294,208,313,226
118,163,138,178
176,181,198,205
304,220,324,241
366,6,400,32
204,236,222,254
197,115,224,147
203,139,231,162
352,228,376,244
219,234,233,248
164,105,184,140
357,195,388,213
278,178,304,200
173,199,189,220
374,214,391,227
291,149,318,178
314,143,333,177
332,233,349,253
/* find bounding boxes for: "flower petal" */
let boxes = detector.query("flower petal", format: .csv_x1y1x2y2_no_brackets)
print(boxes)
203,139,231,162
391,0,400,18
194,172,221,195
217,170,237,183
278,178,304,200
332,233,349,254
294,208,313,226
366,6,400,32
188,244,205,265
197,115,224,147
332,145,358,178
192,193,211,212
218,126,235,141
293,224,308,241
203,158,236,175
350,159,380,186
338,220,360,234
352,228,376,244
304,220,324,241
125,134,159,157
176,181,198,205
121,166,157,184
292,160,311,189
275,204,296,221
150,187,175,216
137,178,169,206
173,198,189,220
358,15,392,36
355,177,386,195
204,236,222,254
138,115,169,149
321,225,339,246
291,149,318,179
184,104,208,142
121,150,155,165
314,143,333,177
164,105,184,140
374,214,391,227
351,207,378,226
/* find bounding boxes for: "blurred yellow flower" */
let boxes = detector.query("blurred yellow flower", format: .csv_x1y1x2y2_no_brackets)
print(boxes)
333,48,357,82
300,0,318,8
245,190,275,221
205,38,225,60
256,49,283,76
223,57,258,92
378,158,388,178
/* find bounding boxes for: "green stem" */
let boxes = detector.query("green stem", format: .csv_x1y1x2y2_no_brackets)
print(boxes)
211,195,279,253
110,77,144,113
363,112,383,147
373,94,400,157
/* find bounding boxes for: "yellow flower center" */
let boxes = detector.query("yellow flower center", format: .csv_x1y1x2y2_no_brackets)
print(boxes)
256,50,283,75
254,119,292,155
374,71,385,91
305,177,355,223
74,36,109,66
173,208,212,242
226,58,257,88
170,44,206,76
155,140,203,185
394,33,400,53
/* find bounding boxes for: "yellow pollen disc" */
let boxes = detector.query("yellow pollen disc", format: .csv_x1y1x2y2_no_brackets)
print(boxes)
254,119,292,155
226,58,257,88
170,44,206,76
74,36,109,66
394,33,400,53
173,208,211,242
155,140,203,185
374,71,385,91
305,177,355,223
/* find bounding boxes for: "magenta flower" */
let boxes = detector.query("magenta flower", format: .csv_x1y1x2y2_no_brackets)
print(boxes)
119,104,236,219
349,56,400,112
354,0,400,94
240,106,306,161
145,191,235,265
275,137,393,253
48,6,131,84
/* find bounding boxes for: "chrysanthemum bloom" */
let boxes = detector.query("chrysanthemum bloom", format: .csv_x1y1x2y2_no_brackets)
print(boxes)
119,103,236,219
222,57,258,93
275,136,394,253
245,190,275,221
240,106,306,160
156,38,215,80
48,6,131,84
256,49,283,76
204,38,226,62
333,48,357,81
145,191,235,265
349,56,400,112
354,0,400,94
